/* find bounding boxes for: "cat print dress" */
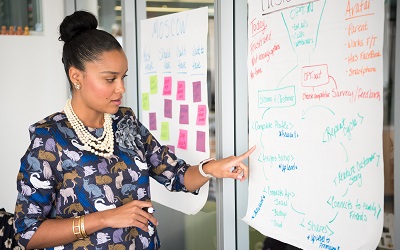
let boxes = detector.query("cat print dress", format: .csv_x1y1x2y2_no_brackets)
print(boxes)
14,107,195,250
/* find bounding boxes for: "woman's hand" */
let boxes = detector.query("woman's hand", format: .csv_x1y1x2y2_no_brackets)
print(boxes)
102,200,158,232
204,145,256,181
25,200,158,249
183,145,256,192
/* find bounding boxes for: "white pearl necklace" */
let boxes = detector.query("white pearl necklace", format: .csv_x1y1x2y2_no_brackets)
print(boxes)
64,99,114,158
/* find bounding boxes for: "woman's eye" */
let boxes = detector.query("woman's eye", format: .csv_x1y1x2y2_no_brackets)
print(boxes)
122,74,128,80
106,78,116,83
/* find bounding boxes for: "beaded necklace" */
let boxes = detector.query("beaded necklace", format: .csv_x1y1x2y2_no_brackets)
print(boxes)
64,99,114,158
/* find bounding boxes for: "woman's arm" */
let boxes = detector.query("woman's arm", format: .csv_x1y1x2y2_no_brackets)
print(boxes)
183,146,256,192
26,200,158,249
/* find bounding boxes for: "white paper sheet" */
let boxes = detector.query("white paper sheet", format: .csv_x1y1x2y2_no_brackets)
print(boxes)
245,1,384,249
140,7,210,215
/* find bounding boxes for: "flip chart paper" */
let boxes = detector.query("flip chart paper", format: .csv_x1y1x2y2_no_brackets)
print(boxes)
140,7,210,215
244,1,384,249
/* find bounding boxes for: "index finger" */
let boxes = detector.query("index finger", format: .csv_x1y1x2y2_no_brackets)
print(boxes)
237,145,256,161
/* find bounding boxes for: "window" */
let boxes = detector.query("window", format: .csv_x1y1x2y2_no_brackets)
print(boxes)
143,1,217,249
0,0,42,34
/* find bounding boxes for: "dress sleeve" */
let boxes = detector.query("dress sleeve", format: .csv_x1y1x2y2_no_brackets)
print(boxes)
14,124,59,249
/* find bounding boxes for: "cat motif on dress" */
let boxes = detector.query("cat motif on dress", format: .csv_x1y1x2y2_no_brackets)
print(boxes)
83,179,104,199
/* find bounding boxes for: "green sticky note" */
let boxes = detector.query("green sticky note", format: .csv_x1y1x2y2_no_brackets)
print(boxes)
150,75,158,94
142,93,149,110
160,122,169,141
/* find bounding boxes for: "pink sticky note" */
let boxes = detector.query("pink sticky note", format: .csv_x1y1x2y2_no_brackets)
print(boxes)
176,81,186,100
167,145,175,154
164,99,172,118
177,129,188,150
196,131,206,152
196,105,207,125
149,112,157,130
179,105,189,124
163,76,172,95
192,81,202,102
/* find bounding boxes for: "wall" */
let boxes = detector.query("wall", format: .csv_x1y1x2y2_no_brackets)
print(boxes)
0,0,67,212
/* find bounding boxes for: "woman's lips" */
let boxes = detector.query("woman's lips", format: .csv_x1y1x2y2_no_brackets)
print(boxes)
112,99,122,106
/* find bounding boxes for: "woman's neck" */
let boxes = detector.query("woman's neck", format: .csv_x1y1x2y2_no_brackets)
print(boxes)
70,100,105,128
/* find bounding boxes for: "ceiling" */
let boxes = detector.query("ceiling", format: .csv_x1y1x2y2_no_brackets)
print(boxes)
145,0,214,17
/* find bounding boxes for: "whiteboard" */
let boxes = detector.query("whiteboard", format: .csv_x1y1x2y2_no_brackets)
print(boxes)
140,7,210,215
244,1,384,249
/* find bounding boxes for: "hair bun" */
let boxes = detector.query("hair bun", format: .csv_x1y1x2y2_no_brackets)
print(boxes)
59,10,98,43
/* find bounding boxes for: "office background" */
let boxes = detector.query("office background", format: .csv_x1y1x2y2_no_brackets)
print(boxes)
0,1,397,249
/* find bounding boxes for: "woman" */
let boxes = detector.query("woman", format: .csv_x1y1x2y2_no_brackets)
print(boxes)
14,10,255,250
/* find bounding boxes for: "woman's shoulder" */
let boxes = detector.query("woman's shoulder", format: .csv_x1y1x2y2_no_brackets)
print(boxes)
114,106,137,120
30,111,66,130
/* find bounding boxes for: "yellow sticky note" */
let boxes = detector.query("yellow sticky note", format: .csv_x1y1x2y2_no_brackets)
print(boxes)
160,122,169,141
142,93,149,110
150,75,158,94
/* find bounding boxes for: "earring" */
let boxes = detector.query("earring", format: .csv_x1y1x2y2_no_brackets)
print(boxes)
74,83,81,90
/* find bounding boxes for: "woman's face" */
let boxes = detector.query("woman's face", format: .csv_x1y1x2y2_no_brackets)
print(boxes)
75,49,128,117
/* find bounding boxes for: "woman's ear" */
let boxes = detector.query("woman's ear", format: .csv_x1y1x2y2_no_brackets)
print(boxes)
69,67,82,84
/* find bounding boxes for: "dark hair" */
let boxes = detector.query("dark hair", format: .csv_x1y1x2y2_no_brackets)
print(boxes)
59,10,123,91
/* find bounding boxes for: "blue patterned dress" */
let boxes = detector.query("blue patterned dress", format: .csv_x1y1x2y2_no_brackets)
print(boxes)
14,107,195,250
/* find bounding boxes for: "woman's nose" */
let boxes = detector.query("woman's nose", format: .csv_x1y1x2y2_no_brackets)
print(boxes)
116,81,125,94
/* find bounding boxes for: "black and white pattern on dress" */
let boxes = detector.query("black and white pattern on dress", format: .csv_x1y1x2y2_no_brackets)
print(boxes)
0,208,19,249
